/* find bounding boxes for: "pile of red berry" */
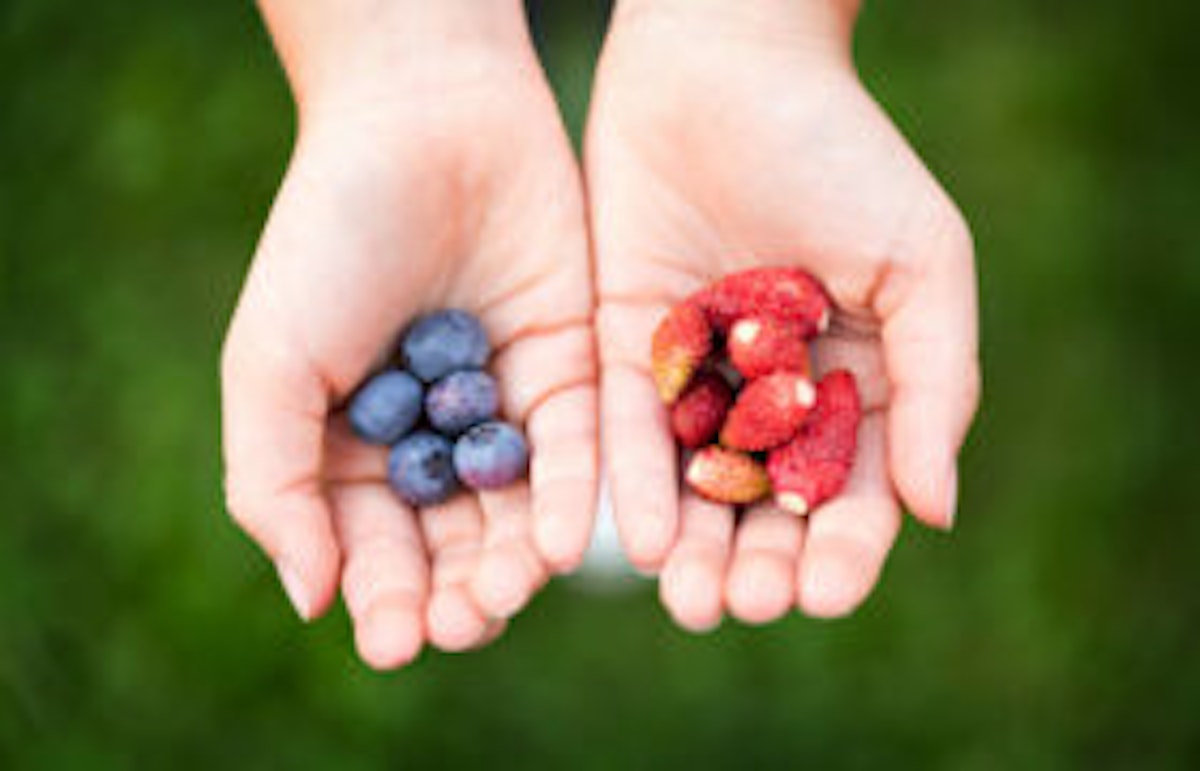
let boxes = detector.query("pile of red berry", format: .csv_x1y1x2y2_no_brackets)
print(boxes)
651,267,862,515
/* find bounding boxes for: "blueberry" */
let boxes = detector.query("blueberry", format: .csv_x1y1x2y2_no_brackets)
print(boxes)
347,370,423,444
453,421,529,490
387,431,459,506
401,309,490,383
425,370,499,435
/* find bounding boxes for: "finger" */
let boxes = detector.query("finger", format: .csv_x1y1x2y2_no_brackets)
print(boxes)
332,483,429,670
602,365,679,571
221,317,340,622
724,504,804,625
420,496,492,653
796,414,901,618
471,484,549,619
529,387,599,572
659,494,734,633
597,302,680,572
877,216,980,529
490,325,599,573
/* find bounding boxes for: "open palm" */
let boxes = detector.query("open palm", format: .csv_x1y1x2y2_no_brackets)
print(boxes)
221,54,596,668
587,7,980,629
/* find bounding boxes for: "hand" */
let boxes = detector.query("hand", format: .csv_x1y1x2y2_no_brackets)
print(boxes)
221,1,597,668
586,0,980,629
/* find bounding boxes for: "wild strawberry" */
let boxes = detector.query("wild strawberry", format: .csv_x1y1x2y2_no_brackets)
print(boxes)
720,372,817,451
651,301,712,403
670,373,734,448
685,446,771,505
766,370,861,516
690,267,832,339
728,316,812,379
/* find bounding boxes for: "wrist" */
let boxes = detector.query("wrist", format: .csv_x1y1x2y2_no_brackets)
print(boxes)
611,0,859,63
260,0,535,117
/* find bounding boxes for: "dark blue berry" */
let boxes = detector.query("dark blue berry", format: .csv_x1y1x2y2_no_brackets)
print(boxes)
347,370,423,444
401,309,490,383
425,370,499,435
453,421,528,490
387,432,459,507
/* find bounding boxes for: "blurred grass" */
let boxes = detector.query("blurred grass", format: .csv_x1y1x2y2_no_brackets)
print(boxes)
2,0,1199,767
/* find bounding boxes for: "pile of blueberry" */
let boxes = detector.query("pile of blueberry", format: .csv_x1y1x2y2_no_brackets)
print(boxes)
347,309,528,507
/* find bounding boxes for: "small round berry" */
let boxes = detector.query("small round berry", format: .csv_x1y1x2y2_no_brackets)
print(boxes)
425,370,499,435
347,370,423,445
453,421,529,491
400,309,490,383
387,431,459,507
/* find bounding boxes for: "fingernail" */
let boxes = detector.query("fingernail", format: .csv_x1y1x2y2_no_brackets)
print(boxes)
944,464,959,530
277,563,313,622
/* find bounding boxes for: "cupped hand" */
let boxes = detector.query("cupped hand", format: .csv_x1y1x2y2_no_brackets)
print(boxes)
586,1,980,629
221,27,596,668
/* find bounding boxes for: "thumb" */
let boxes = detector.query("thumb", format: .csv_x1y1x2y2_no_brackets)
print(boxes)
877,205,981,530
221,293,342,621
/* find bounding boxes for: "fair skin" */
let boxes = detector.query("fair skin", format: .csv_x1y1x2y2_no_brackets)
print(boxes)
223,0,980,667
587,0,980,629
222,0,598,669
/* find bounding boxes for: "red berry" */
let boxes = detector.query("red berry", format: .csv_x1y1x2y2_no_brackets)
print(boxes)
766,370,861,515
685,446,771,505
720,372,817,451
728,316,812,379
651,301,712,403
690,267,832,339
670,373,734,448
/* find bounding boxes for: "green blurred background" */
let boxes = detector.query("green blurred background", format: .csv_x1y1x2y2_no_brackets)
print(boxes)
3,0,1199,767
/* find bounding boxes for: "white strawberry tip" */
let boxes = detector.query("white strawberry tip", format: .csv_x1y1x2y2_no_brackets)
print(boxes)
777,492,810,516
684,455,708,486
731,319,761,345
794,379,817,408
